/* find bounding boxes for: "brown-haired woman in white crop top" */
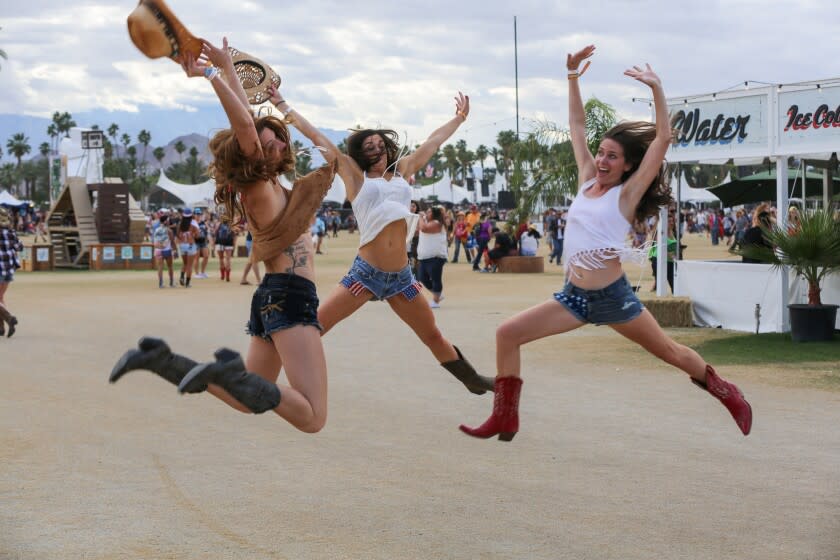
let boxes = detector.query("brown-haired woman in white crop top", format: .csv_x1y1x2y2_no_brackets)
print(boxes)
461,45,752,442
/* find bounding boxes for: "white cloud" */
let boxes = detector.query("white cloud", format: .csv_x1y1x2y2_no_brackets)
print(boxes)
1,0,838,150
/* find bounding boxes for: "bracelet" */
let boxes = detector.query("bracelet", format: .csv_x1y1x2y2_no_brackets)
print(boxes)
274,99,286,106
204,66,220,81
281,106,294,117
456,111,467,121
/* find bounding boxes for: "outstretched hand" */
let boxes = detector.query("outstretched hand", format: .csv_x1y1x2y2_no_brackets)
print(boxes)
267,84,284,106
624,64,661,89
201,37,233,69
567,44,595,74
455,91,470,120
180,52,208,79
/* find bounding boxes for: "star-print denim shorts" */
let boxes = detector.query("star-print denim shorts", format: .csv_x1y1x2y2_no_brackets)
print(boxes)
553,274,644,325
340,255,423,302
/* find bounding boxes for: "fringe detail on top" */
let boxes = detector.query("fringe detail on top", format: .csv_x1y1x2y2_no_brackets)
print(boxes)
565,241,653,279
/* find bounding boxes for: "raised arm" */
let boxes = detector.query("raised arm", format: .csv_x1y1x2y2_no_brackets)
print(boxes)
397,92,469,178
567,45,596,184
201,38,250,110
266,85,359,191
620,64,671,207
182,52,262,160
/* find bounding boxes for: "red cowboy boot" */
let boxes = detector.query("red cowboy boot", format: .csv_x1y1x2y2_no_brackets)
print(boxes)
693,365,753,436
459,376,523,441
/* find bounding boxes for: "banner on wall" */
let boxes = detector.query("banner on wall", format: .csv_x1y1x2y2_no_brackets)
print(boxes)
667,93,770,163
777,85,840,153
48,154,67,205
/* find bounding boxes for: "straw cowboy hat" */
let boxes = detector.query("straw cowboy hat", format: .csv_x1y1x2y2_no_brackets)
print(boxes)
126,0,281,105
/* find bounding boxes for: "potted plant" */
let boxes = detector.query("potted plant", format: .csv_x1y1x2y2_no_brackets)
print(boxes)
739,207,840,341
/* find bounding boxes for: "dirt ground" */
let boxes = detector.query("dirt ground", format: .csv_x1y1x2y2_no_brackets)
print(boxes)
2,233,839,560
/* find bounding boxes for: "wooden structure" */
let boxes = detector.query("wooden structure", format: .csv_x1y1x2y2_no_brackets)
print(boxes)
497,255,545,273
46,177,147,268
89,243,155,271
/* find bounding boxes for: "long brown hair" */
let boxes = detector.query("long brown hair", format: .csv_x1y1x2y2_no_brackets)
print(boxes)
208,115,295,224
602,121,673,224
346,129,401,172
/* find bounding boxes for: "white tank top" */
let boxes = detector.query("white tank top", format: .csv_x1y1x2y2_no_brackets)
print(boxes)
417,228,448,259
563,178,643,276
352,173,419,248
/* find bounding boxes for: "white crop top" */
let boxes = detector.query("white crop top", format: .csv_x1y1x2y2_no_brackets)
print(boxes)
352,173,419,247
563,178,646,276
417,229,448,260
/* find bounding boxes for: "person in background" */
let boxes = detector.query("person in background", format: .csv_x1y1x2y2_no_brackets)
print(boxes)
176,208,200,287
239,222,262,285
741,206,774,263
519,225,541,256
193,210,211,279
0,207,22,338
471,212,493,271
313,212,327,254
451,211,471,263
214,217,236,281
550,211,565,266
152,213,177,288
417,206,448,308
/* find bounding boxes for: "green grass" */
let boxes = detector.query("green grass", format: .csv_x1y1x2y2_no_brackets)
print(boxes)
690,332,840,365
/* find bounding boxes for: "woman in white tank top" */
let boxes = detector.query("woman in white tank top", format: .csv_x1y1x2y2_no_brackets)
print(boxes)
416,206,449,308
461,45,752,441
318,93,495,397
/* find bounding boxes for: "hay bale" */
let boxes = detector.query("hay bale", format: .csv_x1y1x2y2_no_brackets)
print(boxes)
637,296,694,327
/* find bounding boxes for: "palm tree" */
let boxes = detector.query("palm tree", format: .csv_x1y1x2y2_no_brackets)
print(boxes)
293,140,313,177
121,133,131,156
174,140,186,162
6,133,31,167
47,123,59,154
51,111,76,140
153,146,166,168
6,133,30,196
39,142,50,158
0,163,17,191
475,144,489,177
107,123,120,159
442,143,458,182
496,130,517,186
455,139,474,185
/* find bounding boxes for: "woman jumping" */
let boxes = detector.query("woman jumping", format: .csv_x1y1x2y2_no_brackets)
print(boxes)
110,37,343,432
460,45,752,441
316,96,494,396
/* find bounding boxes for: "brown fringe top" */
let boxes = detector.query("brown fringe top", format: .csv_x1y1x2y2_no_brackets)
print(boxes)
244,159,338,264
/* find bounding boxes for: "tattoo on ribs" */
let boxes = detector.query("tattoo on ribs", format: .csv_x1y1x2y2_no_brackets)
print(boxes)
283,241,309,274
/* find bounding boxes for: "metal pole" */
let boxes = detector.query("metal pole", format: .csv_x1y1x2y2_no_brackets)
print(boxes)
656,205,668,297
776,157,790,332
514,16,520,138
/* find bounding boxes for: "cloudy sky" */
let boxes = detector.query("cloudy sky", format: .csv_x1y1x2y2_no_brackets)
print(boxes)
0,0,837,150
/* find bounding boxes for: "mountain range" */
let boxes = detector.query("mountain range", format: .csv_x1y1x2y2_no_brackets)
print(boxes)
0,105,348,168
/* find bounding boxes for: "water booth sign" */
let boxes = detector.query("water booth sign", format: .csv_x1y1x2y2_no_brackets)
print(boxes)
666,82,840,163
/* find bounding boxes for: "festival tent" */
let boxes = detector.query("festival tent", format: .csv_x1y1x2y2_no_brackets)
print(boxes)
148,170,216,208
707,168,840,207
323,174,346,204
675,170,721,204
0,189,27,208
415,172,471,203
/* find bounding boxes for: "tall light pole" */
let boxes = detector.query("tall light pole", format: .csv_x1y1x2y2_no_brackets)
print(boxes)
514,16,520,139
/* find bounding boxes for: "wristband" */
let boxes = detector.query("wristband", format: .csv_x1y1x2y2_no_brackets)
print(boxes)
204,66,220,81
457,111,467,121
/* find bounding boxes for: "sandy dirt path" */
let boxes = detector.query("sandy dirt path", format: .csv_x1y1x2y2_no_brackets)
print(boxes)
2,234,839,559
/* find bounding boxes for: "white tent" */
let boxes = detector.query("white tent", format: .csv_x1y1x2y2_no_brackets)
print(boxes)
676,170,722,204
323,174,346,204
0,189,26,207
415,171,472,203
150,170,216,208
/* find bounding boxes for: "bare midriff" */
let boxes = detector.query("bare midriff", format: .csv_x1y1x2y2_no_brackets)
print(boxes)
358,219,409,271
567,254,623,290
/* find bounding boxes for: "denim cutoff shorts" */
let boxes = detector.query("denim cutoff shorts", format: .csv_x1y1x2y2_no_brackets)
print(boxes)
553,274,644,325
246,273,322,340
178,243,197,256
340,255,423,301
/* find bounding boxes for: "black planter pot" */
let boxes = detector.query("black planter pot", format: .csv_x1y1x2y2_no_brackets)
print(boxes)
788,304,839,342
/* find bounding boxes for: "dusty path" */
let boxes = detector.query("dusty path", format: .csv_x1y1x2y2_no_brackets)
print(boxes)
2,235,839,559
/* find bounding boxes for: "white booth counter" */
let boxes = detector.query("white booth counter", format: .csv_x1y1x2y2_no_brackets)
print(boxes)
675,260,840,333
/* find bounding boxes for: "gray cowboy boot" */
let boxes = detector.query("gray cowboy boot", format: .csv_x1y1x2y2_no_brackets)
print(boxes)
441,346,496,395
0,305,16,338
178,348,280,414
110,337,197,386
